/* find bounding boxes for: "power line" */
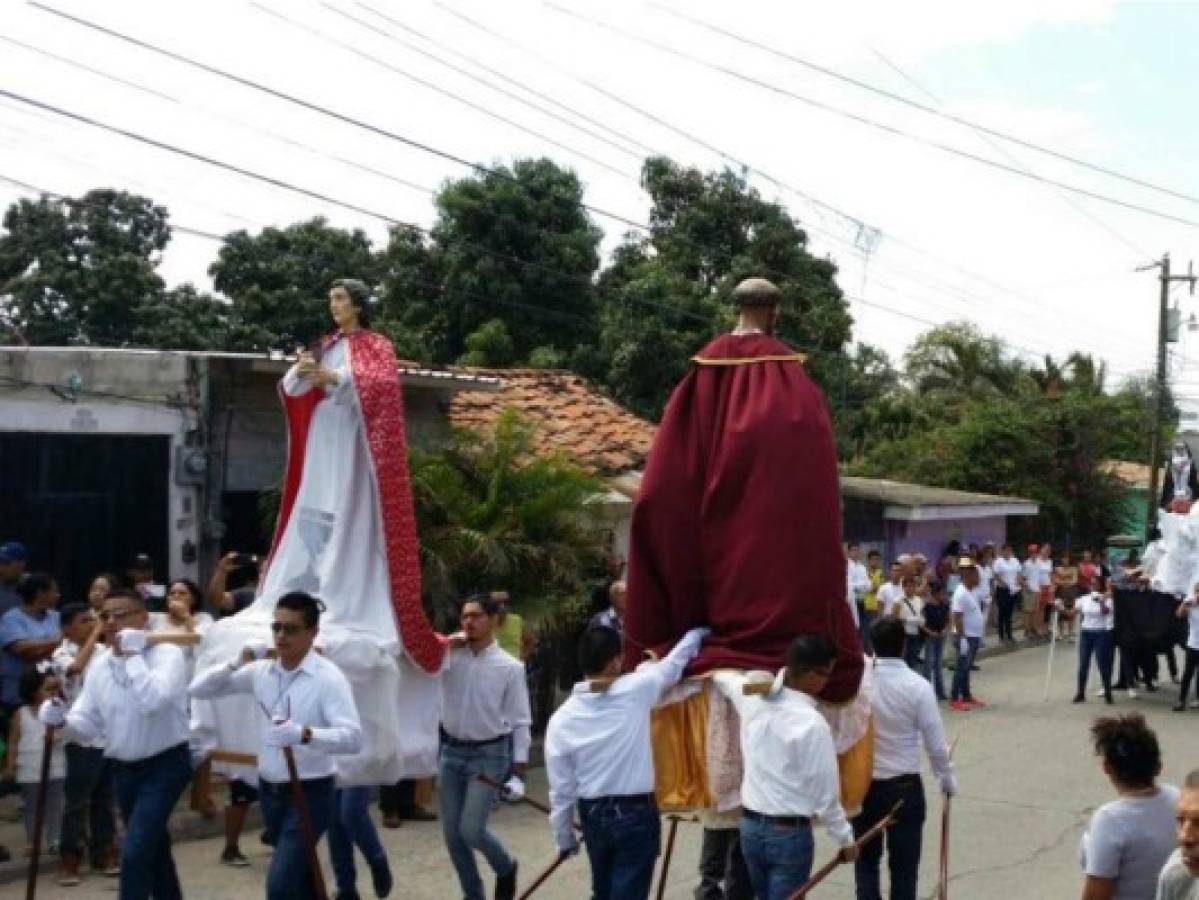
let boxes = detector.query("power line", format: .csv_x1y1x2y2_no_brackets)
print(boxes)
247,1,632,179
547,3,1199,231
650,3,1199,211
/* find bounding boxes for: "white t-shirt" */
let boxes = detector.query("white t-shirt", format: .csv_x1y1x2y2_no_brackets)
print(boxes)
993,556,1022,592
951,584,989,638
977,563,994,595
1080,785,1179,900
894,593,923,636
877,582,904,617
1076,592,1114,631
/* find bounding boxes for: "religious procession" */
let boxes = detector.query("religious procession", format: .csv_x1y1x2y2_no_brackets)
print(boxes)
2,3,1199,900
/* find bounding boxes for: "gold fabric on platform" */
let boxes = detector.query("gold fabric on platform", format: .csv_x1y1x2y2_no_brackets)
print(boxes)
651,689,714,811
837,716,874,816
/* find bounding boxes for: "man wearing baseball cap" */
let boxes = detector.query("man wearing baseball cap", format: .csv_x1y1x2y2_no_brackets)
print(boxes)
0,542,29,618
950,557,989,711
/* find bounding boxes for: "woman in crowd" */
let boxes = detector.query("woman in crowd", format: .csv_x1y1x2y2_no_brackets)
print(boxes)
1078,714,1178,899
85,573,118,613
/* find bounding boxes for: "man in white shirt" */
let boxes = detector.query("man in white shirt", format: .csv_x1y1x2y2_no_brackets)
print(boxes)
439,594,532,900
992,543,1022,645
846,542,870,629
950,559,989,711
545,623,708,899
39,588,192,900
190,591,363,900
876,562,905,619
48,603,115,885
715,635,858,899
856,618,956,900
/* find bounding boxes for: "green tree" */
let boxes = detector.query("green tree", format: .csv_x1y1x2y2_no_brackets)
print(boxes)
457,319,517,367
430,158,601,363
210,218,380,350
408,409,608,626
130,284,234,350
903,321,1024,399
0,189,169,345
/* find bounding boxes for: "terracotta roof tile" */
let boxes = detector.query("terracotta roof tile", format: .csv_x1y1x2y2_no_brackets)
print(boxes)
447,368,656,476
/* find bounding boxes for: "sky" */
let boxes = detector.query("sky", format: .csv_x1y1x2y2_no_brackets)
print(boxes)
2,0,1199,413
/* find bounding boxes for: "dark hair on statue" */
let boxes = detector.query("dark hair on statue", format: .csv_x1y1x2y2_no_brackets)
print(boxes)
578,626,623,677
870,618,906,659
1091,713,1161,789
277,591,323,628
330,278,374,328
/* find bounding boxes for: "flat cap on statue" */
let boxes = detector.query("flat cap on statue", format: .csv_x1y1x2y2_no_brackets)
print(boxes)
731,277,783,306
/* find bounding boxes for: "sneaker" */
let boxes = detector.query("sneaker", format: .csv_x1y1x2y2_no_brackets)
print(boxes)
1095,687,1107,697
1174,704,1187,712
401,805,438,822
949,700,971,712
220,848,250,868
369,854,393,898
382,814,402,829
1190,700,1199,709
1072,693,1085,703
967,697,986,708
1126,689,1138,700
496,860,518,900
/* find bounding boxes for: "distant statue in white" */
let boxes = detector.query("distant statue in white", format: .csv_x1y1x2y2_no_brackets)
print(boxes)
193,279,445,784
1161,440,1199,513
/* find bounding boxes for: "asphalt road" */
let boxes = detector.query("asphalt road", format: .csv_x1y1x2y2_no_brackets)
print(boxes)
46,641,1198,899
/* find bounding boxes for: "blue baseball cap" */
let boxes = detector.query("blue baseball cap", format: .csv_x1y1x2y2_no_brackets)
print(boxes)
0,542,29,563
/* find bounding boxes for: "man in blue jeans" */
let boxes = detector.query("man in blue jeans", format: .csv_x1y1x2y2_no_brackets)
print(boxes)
40,588,192,900
439,595,532,900
545,624,709,899
328,784,392,900
716,636,858,900
190,591,363,900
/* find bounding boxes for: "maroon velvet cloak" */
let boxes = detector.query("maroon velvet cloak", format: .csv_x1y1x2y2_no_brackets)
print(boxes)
624,333,862,702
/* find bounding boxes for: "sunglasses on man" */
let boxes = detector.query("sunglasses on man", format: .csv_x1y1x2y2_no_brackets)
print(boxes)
270,622,310,636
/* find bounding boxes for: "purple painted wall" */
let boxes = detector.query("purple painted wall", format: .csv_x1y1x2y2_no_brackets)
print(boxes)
883,516,1008,564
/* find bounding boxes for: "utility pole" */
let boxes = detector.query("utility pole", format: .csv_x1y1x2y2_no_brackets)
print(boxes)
1143,253,1197,540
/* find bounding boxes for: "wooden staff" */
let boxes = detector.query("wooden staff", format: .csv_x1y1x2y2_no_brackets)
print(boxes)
786,801,903,900
283,745,329,900
517,849,575,900
25,725,55,900
936,737,961,900
654,813,692,900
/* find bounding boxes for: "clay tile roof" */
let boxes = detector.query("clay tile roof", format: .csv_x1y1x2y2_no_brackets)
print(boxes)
448,368,656,476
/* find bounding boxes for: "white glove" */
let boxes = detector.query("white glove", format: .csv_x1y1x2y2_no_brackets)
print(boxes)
38,698,66,728
940,773,958,797
683,626,712,645
502,776,525,802
958,637,969,657
118,629,147,655
264,720,304,748
558,837,580,858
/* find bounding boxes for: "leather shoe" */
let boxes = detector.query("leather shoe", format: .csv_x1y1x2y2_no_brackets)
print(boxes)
369,855,393,898
496,860,517,900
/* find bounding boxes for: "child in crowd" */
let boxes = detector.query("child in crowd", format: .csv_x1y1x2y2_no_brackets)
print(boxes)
3,667,66,854
921,580,950,701
892,574,924,670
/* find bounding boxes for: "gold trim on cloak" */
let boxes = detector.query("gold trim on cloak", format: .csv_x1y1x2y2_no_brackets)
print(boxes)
690,353,807,366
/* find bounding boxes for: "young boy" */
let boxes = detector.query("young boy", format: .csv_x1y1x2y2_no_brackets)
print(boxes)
920,581,950,701
890,574,924,670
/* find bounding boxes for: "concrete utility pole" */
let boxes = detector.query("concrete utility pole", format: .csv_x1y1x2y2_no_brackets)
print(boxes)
1143,253,1197,540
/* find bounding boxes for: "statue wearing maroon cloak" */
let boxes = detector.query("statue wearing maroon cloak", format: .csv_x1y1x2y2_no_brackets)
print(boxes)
625,278,862,702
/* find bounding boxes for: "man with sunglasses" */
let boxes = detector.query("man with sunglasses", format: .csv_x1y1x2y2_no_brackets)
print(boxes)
190,591,363,900
39,588,192,900
439,594,532,900
715,635,857,900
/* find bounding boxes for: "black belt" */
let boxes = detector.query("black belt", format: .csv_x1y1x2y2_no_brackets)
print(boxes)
579,793,656,809
872,773,922,787
742,808,811,828
112,742,189,769
441,729,509,750
259,775,335,794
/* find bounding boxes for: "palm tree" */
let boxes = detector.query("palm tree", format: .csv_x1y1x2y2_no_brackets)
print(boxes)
903,321,1023,398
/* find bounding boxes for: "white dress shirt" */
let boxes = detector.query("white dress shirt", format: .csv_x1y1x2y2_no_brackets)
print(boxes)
877,582,904,617
190,649,362,783
65,643,190,762
544,628,704,851
1076,593,1114,631
49,638,104,749
951,584,989,638
992,556,1022,593
441,641,532,764
714,673,853,847
869,659,955,789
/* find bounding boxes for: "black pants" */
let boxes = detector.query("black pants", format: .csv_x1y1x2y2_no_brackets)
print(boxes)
695,826,752,900
1180,648,1199,706
853,775,926,900
995,588,1017,641
379,778,417,818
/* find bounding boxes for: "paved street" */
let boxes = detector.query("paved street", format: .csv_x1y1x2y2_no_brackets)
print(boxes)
36,642,1199,899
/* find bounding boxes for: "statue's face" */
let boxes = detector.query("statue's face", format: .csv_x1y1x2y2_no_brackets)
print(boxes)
329,286,360,330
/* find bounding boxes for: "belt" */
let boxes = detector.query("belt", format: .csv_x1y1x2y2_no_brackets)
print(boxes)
579,793,656,809
112,742,189,768
441,729,509,750
259,775,335,794
873,773,922,787
742,808,811,828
